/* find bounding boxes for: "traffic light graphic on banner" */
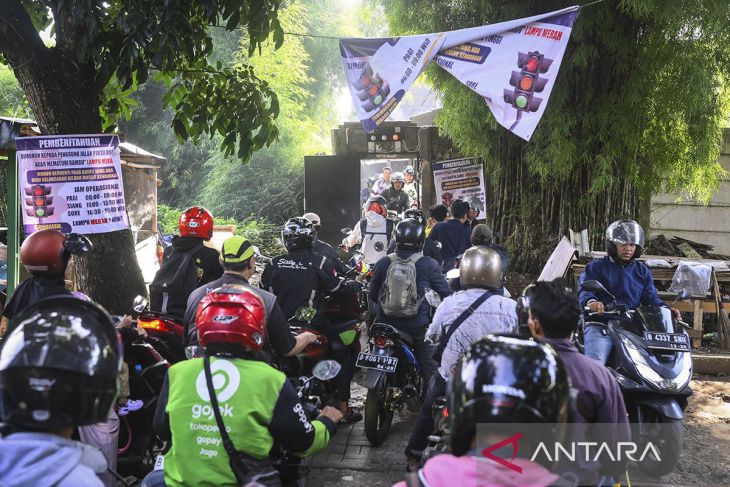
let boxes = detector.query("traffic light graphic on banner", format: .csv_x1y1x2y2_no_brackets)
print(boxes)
24,184,54,218
503,51,553,118
352,63,390,113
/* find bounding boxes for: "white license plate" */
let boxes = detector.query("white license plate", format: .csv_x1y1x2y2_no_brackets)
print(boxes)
356,352,398,372
644,332,691,351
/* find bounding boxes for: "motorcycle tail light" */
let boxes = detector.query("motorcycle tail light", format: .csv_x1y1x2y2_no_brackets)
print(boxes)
371,335,394,348
443,407,449,418
140,319,172,333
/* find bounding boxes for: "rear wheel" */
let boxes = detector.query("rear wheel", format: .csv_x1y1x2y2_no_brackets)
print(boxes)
636,408,683,477
364,376,395,446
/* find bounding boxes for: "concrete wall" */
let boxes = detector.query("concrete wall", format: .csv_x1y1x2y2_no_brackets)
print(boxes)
649,129,730,254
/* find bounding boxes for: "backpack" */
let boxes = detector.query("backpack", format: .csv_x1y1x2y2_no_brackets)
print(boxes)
379,253,423,318
150,243,203,319
360,218,390,265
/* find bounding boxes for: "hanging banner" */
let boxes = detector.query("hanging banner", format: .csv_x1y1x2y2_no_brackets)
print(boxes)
16,134,130,235
340,6,579,141
432,158,487,219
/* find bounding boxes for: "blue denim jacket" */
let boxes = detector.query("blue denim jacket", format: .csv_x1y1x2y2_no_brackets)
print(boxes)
578,256,664,308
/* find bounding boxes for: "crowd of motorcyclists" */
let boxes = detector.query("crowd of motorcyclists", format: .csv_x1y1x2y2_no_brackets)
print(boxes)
0,190,692,486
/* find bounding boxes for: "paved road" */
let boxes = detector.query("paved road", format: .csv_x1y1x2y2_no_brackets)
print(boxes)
307,381,416,487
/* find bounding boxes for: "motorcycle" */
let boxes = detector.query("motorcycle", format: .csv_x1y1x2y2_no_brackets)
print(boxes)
421,396,450,463
270,360,343,487
116,297,171,478
580,279,693,477
358,322,423,446
134,295,186,364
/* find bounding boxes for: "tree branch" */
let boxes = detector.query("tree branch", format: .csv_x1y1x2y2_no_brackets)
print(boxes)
0,0,48,68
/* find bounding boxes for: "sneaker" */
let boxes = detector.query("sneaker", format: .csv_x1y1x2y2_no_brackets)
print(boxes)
118,399,144,416
339,409,363,425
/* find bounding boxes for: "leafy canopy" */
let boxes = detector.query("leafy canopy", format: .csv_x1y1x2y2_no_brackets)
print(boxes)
0,0,285,161
383,0,730,203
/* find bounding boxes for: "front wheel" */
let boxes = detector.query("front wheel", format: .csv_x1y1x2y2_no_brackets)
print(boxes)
364,376,395,446
636,410,683,477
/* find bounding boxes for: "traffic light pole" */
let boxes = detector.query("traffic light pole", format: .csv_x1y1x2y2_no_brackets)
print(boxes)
5,149,19,299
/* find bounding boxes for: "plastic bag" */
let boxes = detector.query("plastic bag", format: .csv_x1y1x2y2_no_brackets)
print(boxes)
670,261,712,296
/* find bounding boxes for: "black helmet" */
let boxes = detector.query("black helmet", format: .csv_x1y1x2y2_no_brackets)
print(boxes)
0,296,121,430
395,218,425,251
403,208,425,226
448,335,570,456
606,219,644,259
282,217,315,252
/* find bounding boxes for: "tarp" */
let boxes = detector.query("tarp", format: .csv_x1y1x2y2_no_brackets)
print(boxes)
340,6,579,140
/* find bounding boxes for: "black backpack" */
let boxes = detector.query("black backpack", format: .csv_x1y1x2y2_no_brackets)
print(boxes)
150,243,203,319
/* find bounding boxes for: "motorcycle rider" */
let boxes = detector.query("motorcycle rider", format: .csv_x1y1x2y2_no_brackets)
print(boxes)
0,297,121,487
403,165,419,207
262,217,362,423
373,166,392,194
361,176,377,205
428,199,471,271
1,229,91,335
398,335,572,487
449,224,508,295
579,219,670,365
342,195,394,266
387,208,443,266
302,212,347,275
405,246,517,470
426,203,448,237
152,207,224,317
370,218,451,384
380,171,410,214
523,279,630,485
145,286,343,487
184,235,317,357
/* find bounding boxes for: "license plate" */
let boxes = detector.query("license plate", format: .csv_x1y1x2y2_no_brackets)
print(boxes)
356,353,398,372
644,332,691,351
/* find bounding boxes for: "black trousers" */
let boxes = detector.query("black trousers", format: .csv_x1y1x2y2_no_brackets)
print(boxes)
405,372,447,459
323,328,357,403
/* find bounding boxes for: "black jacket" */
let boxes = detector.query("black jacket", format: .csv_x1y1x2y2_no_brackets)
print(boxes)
387,238,443,266
380,188,410,214
163,236,224,287
313,239,346,275
2,275,71,330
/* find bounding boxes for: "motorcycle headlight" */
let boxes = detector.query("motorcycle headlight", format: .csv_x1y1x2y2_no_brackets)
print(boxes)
620,334,692,392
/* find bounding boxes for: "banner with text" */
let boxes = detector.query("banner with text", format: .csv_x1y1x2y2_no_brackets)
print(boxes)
340,6,579,140
432,158,487,219
16,134,129,235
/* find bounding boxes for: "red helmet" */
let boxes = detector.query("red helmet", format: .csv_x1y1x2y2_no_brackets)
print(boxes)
179,206,214,240
20,229,92,275
195,285,266,351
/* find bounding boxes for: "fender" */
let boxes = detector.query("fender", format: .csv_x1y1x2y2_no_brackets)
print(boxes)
364,368,385,389
636,396,684,420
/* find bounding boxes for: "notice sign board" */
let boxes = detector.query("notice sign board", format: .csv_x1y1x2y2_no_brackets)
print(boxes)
432,158,487,219
16,134,129,234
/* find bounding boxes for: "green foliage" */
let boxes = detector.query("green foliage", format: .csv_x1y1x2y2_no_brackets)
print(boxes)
0,70,31,118
157,204,284,256
384,0,730,204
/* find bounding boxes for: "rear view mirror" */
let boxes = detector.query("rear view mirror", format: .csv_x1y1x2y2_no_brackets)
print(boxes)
312,360,341,381
132,295,148,314
580,280,607,294
341,227,352,236
445,268,460,279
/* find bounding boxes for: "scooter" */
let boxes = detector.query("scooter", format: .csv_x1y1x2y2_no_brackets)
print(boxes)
134,295,186,364
580,279,693,477
359,322,423,446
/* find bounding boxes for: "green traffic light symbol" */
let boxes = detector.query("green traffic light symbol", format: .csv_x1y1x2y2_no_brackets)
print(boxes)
35,209,46,217
515,94,528,109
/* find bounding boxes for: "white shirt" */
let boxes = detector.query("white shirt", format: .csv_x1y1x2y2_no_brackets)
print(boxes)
427,288,518,380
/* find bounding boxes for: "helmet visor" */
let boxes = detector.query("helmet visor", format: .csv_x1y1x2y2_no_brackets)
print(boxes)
606,221,644,247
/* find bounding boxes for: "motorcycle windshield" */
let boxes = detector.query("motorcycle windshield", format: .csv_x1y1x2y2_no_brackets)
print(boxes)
636,305,674,333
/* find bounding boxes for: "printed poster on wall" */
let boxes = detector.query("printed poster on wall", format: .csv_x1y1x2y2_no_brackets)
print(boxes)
16,134,130,235
340,5,579,140
432,158,487,219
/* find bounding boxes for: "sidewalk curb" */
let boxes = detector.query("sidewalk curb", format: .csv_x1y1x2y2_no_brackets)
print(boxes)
693,353,730,375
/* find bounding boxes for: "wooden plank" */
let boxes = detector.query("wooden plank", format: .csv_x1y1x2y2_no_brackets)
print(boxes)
538,237,577,282
693,299,703,348
677,242,703,259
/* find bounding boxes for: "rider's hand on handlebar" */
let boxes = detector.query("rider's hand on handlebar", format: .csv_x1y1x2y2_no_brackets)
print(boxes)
672,307,682,321
318,405,344,424
300,331,318,345
587,300,605,314
116,315,133,328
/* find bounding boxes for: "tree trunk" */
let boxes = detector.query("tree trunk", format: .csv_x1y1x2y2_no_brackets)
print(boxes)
9,47,147,314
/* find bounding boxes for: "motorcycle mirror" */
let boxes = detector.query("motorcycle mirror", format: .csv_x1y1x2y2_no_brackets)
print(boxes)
445,268,460,279
434,241,443,250
581,279,616,303
132,295,148,313
672,289,691,305
341,227,352,236
312,360,341,381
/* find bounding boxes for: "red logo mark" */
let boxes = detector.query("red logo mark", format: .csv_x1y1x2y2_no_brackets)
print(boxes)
481,432,523,474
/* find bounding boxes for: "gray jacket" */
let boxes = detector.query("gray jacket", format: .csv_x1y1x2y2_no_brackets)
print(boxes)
0,432,106,487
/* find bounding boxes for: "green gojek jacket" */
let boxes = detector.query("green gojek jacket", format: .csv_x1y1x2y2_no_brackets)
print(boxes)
156,356,336,487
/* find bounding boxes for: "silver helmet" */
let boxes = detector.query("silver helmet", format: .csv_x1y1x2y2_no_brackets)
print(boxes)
459,246,503,290
606,220,644,259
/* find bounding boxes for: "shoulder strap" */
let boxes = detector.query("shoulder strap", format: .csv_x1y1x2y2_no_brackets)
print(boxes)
408,253,423,264
203,355,248,485
438,291,493,351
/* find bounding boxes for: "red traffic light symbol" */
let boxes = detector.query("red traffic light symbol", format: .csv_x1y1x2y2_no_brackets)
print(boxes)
525,56,540,73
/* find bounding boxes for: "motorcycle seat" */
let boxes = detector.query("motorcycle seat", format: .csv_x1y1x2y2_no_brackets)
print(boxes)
371,322,414,346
